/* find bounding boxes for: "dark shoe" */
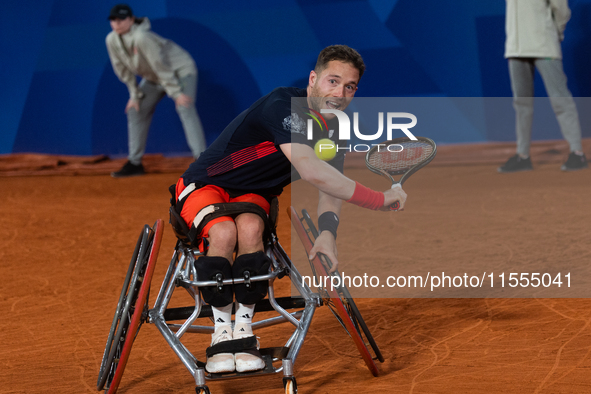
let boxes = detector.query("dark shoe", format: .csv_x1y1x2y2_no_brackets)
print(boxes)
111,161,145,178
561,152,588,171
497,154,533,173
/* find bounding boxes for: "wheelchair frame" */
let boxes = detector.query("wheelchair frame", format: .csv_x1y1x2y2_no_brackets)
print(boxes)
97,207,383,394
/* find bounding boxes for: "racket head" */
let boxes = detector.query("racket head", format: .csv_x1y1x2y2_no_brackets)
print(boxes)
365,136,437,185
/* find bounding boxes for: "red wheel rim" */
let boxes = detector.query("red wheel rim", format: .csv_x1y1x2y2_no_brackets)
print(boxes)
107,219,164,393
290,208,379,377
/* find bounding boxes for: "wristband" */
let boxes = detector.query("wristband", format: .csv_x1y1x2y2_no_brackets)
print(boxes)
318,211,339,239
346,181,385,210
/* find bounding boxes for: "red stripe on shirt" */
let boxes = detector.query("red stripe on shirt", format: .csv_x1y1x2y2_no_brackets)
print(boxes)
206,141,278,177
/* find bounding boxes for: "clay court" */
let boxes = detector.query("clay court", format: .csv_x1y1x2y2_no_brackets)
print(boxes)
1,140,591,393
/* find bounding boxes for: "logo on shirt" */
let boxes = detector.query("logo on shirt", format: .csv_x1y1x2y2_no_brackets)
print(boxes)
283,113,306,136
306,108,327,131
305,108,335,138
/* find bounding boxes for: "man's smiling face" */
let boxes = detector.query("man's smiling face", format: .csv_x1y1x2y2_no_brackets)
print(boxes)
307,60,359,119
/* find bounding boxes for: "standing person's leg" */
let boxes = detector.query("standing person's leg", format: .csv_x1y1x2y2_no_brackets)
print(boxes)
510,58,536,157
127,79,165,164
535,58,587,170
498,58,535,173
176,73,207,159
112,79,165,177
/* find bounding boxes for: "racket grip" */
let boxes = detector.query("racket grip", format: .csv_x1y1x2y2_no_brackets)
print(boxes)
389,183,401,210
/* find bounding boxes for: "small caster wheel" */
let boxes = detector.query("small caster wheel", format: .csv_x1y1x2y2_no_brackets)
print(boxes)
283,377,297,394
195,385,211,394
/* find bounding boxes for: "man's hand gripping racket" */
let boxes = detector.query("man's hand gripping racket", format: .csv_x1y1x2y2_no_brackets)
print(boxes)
365,137,437,211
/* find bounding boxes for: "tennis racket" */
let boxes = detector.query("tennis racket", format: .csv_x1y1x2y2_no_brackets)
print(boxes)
365,136,437,210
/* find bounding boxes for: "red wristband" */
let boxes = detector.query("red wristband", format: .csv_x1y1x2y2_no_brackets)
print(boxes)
346,181,385,210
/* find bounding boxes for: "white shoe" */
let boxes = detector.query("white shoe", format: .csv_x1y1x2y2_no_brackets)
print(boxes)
205,325,235,373
233,322,265,372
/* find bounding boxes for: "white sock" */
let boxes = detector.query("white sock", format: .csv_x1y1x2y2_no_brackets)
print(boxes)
212,303,233,329
235,303,255,325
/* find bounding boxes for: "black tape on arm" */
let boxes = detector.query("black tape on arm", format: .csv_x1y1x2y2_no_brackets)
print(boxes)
318,211,339,239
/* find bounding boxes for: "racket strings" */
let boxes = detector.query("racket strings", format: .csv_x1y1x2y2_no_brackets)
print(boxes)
367,141,434,173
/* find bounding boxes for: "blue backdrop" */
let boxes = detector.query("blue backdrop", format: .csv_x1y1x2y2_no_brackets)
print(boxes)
2,0,590,156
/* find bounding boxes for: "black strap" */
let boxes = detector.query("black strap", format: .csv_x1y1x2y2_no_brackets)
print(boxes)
169,183,279,248
259,346,289,359
192,202,269,239
206,336,258,357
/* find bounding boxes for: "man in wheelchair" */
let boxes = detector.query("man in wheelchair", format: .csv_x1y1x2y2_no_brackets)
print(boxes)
170,45,406,374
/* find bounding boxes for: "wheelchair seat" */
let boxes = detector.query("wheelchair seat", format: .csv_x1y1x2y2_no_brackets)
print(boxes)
168,186,278,249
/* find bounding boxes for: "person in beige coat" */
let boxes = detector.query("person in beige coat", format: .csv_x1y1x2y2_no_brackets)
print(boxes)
498,0,587,173
106,4,206,177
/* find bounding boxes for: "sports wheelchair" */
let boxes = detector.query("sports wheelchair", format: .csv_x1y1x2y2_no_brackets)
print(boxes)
97,203,384,393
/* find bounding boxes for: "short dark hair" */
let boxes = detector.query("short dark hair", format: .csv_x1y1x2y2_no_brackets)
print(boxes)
314,45,365,80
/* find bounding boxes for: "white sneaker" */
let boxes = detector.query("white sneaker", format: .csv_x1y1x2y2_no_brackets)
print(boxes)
205,325,235,373
233,322,265,373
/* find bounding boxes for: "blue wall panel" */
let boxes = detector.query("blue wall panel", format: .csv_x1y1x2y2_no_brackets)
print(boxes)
0,0,54,154
14,68,103,155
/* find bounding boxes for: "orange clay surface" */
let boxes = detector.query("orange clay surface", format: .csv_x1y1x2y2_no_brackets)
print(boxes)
1,141,591,393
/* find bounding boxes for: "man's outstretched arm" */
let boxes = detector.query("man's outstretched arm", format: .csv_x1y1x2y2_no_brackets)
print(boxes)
282,142,406,272
280,142,406,209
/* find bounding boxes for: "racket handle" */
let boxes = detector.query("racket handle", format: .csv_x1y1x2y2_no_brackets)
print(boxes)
389,183,401,211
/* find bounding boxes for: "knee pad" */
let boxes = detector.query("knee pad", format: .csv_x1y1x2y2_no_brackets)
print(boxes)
232,251,270,304
195,256,233,307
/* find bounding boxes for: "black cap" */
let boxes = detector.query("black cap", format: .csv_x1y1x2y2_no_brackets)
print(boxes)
108,4,133,20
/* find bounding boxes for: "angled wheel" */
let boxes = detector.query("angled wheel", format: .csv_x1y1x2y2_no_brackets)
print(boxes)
97,219,164,393
290,207,381,376
299,209,383,361
333,283,384,363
